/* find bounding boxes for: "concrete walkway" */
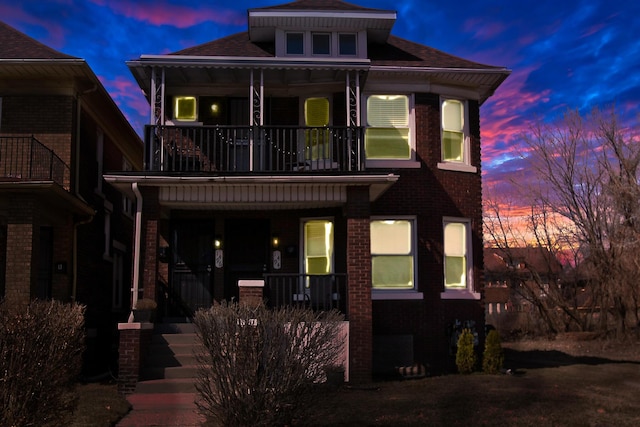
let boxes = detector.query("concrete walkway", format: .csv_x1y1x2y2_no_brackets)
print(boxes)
117,387,205,426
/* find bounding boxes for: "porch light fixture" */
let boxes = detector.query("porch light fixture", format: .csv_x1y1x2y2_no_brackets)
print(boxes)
272,236,281,270
214,235,223,268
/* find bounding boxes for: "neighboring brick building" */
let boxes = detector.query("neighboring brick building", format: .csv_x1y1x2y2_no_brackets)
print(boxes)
106,0,510,380
0,21,143,374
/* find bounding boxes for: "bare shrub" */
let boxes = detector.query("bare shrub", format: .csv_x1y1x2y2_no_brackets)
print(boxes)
193,303,345,426
0,300,86,426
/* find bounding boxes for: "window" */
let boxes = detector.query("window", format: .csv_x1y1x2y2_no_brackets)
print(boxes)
441,98,470,163
339,33,357,55
365,95,411,160
312,33,331,55
95,128,104,195
442,219,478,299
303,97,331,161
370,219,415,289
286,32,304,55
174,96,196,121
303,219,333,275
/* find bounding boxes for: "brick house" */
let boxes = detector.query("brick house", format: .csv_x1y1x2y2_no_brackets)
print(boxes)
0,21,143,374
106,0,509,381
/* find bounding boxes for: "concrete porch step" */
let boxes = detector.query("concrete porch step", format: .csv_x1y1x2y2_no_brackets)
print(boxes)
151,332,198,346
145,349,199,367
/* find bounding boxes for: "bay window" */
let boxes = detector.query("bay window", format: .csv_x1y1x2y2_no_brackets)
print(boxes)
442,218,478,299
370,219,415,290
365,95,411,160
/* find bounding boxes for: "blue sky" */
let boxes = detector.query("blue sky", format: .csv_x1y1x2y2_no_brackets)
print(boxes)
2,0,638,194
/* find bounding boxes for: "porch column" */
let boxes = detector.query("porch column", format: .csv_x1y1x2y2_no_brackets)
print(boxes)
4,196,38,307
139,186,160,303
345,186,372,383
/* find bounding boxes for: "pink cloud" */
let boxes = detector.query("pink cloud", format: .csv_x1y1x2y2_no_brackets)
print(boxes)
90,0,245,28
0,4,68,48
463,18,506,40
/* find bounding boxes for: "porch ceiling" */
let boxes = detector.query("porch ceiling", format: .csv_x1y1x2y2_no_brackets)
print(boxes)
103,174,398,210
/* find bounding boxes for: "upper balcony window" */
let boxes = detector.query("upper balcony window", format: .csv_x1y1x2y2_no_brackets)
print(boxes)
364,94,412,160
339,33,357,56
438,98,476,173
312,33,331,55
286,32,304,55
174,96,197,121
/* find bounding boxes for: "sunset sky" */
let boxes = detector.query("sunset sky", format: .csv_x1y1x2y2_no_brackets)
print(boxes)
2,0,638,196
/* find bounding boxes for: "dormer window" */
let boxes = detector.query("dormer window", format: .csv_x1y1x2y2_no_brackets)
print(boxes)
286,32,304,55
339,33,357,55
312,33,331,55
279,30,363,58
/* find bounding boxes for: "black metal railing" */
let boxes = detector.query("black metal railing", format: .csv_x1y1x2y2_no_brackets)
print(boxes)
144,125,365,173
0,136,70,189
263,273,348,318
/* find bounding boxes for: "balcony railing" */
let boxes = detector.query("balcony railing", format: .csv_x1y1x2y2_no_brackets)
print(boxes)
144,125,365,173
0,136,70,189
264,273,348,318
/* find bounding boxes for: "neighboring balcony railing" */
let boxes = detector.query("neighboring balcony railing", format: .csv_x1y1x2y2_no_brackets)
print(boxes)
263,273,348,318
144,125,365,173
0,136,70,189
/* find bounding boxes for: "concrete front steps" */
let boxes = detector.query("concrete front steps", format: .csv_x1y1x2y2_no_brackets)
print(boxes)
137,322,201,394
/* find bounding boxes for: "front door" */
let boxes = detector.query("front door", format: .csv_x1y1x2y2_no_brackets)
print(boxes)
224,219,270,301
170,220,214,317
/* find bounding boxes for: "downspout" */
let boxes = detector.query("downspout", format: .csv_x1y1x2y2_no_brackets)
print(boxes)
129,182,143,322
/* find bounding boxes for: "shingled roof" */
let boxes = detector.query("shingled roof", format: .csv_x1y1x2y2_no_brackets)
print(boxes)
250,0,385,12
0,21,77,60
171,31,501,71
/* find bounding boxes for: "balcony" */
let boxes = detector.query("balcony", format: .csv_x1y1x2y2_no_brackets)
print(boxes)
144,125,365,174
264,273,348,318
0,136,70,190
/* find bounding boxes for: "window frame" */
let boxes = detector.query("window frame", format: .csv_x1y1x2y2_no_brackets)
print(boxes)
362,93,420,168
441,217,480,300
286,32,305,55
370,216,423,300
312,32,331,56
338,33,357,56
438,97,477,173
301,217,335,276
173,96,198,122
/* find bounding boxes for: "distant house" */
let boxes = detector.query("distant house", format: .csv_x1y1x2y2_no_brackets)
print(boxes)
0,21,143,374
484,247,564,328
107,0,509,381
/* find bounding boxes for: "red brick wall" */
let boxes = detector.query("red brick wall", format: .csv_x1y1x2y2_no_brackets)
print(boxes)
117,324,153,395
345,186,372,383
369,93,485,372
140,187,160,301
4,196,38,307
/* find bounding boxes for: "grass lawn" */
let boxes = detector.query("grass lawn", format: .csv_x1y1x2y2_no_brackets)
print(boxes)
71,341,640,426
70,382,130,427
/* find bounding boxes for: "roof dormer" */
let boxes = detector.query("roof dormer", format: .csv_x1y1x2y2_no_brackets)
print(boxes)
248,0,396,59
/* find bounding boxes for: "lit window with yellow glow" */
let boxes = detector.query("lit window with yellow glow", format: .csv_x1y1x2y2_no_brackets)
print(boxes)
442,99,466,162
370,219,414,289
304,220,333,275
444,221,469,289
174,96,197,121
365,95,411,160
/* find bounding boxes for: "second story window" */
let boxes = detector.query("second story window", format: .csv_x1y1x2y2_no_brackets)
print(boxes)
174,96,197,121
286,32,304,55
364,94,411,160
312,33,331,55
339,33,357,55
441,98,469,163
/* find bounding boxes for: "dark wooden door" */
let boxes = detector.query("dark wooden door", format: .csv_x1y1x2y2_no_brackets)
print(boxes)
169,220,215,317
224,219,270,301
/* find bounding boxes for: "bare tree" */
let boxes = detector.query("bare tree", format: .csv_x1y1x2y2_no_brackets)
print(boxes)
485,107,640,338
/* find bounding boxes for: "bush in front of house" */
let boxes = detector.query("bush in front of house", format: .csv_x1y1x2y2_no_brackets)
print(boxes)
193,302,345,427
0,299,86,427
455,328,477,374
482,329,505,374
